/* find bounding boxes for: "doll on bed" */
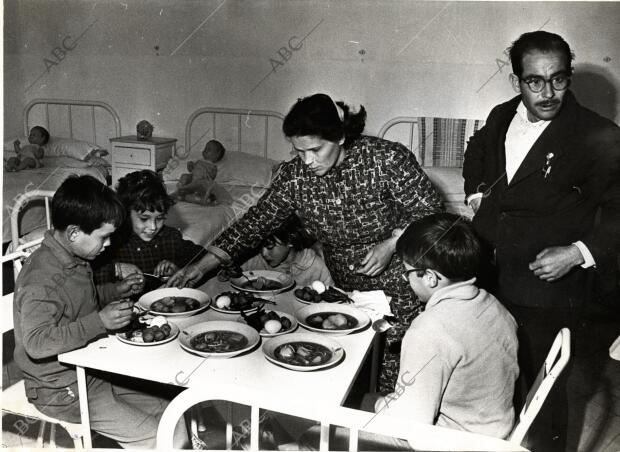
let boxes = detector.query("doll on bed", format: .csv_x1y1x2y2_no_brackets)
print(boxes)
172,139,233,206
5,126,49,171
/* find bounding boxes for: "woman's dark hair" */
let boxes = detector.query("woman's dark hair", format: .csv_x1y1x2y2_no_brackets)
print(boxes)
52,175,125,233
396,213,481,281
116,170,175,214
266,215,315,251
509,31,574,77
31,126,50,145
282,93,367,148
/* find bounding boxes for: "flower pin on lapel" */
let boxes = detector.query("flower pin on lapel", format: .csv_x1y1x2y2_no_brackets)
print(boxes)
543,152,554,179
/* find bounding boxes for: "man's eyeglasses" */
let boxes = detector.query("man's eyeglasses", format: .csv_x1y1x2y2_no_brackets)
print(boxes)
402,268,425,282
519,73,571,93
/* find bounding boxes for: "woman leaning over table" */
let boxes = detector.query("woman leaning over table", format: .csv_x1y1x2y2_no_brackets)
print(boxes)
168,93,444,392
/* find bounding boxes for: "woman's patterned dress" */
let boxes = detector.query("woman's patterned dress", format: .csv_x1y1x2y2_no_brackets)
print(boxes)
210,135,444,391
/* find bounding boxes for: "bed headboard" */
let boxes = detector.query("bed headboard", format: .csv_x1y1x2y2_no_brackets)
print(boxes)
23,98,122,148
184,107,290,162
378,116,485,168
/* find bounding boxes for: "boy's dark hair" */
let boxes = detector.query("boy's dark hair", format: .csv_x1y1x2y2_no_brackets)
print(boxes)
266,215,315,251
31,126,50,145
52,175,125,233
396,213,481,281
509,31,574,77
283,93,367,148
116,170,175,214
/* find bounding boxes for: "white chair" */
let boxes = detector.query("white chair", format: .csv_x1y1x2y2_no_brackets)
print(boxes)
156,383,528,451
2,192,87,448
509,327,571,445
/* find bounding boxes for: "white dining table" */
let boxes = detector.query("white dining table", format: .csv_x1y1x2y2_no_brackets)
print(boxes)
58,278,378,449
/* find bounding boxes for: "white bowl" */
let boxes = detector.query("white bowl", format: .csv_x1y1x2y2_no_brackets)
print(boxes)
295,303,370,336
238,310,298,338
137,288,210,317
262,332,344,371
179,320,260,358
230,270,295,295
116,323,179,347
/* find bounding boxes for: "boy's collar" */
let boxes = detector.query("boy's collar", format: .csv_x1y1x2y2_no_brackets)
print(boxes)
425,278,478,309
45,230,88,268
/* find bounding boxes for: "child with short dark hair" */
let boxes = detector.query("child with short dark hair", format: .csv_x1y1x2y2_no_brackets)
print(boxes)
13,175,187,448
377,212,519,438
94,170,206,289
240,215,333,287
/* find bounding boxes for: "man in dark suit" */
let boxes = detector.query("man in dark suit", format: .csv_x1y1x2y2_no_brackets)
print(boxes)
463,31,620,451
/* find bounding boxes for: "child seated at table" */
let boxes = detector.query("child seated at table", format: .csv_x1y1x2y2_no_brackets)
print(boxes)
299,212,519,450
93,169,206,291
12,175,187,448
240,214,333,287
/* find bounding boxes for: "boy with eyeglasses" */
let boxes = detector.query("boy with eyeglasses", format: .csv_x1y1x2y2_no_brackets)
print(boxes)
463,30,620,450
372,213,519,440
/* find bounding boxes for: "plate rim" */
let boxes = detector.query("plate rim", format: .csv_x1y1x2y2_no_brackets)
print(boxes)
295,304,370,335
178,320,260,358
262,332,344,371
230,270,295,295
137,288,211,317
116,322,180,346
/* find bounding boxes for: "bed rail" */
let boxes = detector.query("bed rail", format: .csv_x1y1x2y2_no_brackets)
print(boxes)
377,116,420,154
23,98,122,147
184,107,285,160
5,190,55,278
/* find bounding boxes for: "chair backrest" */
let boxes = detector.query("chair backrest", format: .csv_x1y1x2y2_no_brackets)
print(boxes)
509,327,571,445
156,383,528,451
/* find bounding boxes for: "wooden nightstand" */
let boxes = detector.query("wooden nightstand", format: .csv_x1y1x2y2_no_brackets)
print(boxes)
109,136,177,186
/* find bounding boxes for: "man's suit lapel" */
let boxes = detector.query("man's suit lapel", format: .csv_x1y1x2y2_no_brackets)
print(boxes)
508,93,578,187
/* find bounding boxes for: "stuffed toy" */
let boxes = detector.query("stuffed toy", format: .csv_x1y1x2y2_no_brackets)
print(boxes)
172,140,232,205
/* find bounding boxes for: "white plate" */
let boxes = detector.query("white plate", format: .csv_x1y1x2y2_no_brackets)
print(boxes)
262,332,344,371
116,323,179,346
230,270,295,295
210,292,264,315
295,303,370,336
137,288,210,317
237,310,298,338
179,320,260,358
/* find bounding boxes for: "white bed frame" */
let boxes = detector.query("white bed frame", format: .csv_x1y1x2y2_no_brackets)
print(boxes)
184,107,286,160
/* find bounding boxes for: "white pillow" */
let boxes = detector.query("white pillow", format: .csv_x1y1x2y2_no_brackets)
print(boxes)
44,137,103,160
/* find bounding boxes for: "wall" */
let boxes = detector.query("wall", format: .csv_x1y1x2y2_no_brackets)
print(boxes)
4,0,620,160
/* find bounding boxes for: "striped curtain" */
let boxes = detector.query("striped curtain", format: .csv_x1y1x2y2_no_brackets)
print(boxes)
418,118,485,167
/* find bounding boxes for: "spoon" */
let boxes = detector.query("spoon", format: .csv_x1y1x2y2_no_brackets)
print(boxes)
372,315,399,333
143,273,170,282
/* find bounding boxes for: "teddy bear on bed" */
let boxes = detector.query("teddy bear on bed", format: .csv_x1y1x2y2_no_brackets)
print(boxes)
5,126,49,172
172,139,233,206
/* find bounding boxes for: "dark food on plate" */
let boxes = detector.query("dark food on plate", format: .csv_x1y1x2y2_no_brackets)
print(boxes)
215,291,270,311
190,330,249,353
123,318,172,343
275,341,332,366
306,312,358,330
241,307,292,334
241,276,283,291
294,286,350,303
150,296,200,313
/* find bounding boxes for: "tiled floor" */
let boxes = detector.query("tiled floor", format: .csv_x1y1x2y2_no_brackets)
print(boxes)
3,299,620,451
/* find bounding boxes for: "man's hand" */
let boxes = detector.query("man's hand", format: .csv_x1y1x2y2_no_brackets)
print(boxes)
166,264,205,288
355,237,397,277
154,259,179,277
529,245,585,282
115,273,145,298
99,299,135,330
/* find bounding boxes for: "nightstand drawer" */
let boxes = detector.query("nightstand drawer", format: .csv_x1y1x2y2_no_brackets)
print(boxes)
113,146,152,166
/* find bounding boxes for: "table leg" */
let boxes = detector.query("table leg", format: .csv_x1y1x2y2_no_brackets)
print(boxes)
369,335,381,393
76,366,92,449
